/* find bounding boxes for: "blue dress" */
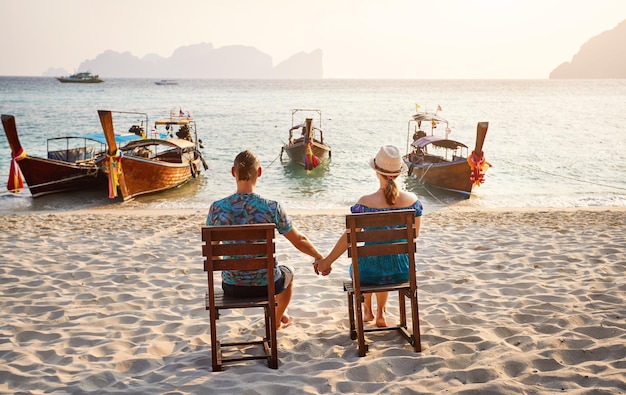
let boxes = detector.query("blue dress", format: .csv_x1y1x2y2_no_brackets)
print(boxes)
349,201,423,285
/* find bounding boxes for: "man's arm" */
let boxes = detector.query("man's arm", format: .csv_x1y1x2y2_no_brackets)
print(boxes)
283,227,323,260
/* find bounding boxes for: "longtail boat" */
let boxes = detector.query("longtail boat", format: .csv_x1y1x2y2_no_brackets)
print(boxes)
98,109,208,201
403,107,489,197
1,114,139,197
280,109,331,171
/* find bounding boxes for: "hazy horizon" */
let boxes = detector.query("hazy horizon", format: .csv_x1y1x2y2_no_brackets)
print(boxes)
1,0,625,79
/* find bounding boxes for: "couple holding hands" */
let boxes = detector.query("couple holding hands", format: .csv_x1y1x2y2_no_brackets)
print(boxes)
206,145,422,328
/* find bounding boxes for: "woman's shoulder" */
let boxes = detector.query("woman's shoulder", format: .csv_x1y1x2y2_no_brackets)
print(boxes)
396,191,420,208
355,191,380,205
351,196,422,215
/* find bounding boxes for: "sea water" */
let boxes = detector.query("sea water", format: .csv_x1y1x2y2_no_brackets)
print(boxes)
0,77,625,214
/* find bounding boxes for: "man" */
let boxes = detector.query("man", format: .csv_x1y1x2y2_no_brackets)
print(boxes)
207,150,323,328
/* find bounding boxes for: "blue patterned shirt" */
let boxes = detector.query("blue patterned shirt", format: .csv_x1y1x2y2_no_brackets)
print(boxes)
206,193,292,286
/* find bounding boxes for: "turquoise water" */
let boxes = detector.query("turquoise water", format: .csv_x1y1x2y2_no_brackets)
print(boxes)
0,77,625,214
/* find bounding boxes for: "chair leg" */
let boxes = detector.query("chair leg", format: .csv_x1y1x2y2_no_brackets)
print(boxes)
410,290,421,352
346,290,357,340
398,290,407,328
267,306,278,369
264,306,271,345
354,292,368,357
210,308,221,372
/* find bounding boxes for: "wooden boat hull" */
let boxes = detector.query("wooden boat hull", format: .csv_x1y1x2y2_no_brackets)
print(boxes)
283,141,331,169
111,155,202,200
8,156,104,197
406,158,473,195
98,109,208,201
2,114,106,197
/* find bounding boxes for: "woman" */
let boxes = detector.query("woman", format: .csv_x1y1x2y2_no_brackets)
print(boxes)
314,145,422,327
207,150,324,328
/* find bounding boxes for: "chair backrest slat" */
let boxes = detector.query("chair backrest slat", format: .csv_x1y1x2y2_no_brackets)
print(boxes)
353,227,411,243
202,223,276,272
355,243,411,258
346,209,413,228
208,242,269,258
346,210,416,260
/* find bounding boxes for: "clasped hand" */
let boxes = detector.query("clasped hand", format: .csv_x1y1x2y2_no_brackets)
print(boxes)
313,258,332,276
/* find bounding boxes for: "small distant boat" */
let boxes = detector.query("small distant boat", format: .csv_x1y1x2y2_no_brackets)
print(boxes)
280,109,331,171
403,107,489,197
1,114,140,197
56,71,103,83
98,108,208,201
154,80,178,85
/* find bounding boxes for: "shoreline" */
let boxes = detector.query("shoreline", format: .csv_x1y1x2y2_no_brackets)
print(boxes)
4,204,626,216
2,206,624,231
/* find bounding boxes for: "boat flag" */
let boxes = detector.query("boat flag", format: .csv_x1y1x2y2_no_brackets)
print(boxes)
415,103,420,112
7,148,26,193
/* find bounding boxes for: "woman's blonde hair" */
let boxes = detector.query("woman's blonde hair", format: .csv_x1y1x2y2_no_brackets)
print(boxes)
233,150,260,181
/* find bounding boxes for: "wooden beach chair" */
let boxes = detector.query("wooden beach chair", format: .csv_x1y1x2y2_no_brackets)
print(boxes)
202,223,278,371
343,209,421,356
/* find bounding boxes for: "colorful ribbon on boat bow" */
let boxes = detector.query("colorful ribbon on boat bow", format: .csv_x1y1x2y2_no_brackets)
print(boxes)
468,151,487,187
105,150,123,198
7,148,26,193
304,142,320,171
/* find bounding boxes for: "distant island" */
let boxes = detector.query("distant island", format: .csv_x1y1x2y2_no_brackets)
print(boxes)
550,20,626,79
44,43,323,79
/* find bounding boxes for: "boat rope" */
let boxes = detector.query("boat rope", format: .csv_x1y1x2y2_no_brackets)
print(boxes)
265,152,282,169
500,159,626,192
2,173,98,193
420,183,455,207
416,164,434,184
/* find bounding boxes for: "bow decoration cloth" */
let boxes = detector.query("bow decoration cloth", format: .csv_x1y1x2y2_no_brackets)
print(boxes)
8,148,27,193
105,150,123,198
468,151,487,187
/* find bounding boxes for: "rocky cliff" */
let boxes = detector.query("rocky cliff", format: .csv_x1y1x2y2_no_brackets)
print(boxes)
550,20,626,79
69,43,323,79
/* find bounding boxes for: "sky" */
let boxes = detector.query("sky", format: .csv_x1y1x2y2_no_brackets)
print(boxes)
1,0,625,79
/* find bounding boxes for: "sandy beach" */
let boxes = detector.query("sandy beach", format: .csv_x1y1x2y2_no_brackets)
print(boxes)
0,207,624,394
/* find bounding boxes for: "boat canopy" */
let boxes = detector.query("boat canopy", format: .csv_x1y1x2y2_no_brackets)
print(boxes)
412,112,448,125
155,117,194,126
289,124,322,132
124,138,197,150
82,132,141,144
412,135,467,150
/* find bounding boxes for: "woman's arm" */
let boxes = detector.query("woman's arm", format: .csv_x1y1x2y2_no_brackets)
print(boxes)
313,230,348,275
414,215,421,238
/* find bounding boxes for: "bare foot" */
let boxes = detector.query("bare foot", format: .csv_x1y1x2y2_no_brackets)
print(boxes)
375,316,387,328
363,311,375,322
277,314,291,329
